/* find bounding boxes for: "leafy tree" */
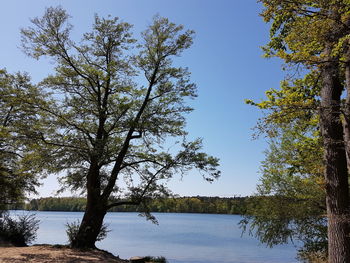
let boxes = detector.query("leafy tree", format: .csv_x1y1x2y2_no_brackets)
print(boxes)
244,73,327,259
0,69,46,213
21,7,220,248
251,1,350,261
241,128,327,258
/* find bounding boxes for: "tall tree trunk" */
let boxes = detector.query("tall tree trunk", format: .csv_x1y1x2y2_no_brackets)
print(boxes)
70,199,106,248
320,54,350,263
71,163,106,249
343,49,350,171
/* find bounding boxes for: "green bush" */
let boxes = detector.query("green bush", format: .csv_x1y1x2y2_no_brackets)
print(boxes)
65,220,110,245
0,213,39,246
144,256,168,263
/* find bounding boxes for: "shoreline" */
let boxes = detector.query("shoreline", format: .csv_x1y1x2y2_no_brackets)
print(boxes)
0,244,129,263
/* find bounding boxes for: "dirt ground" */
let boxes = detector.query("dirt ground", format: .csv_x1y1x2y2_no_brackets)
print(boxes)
0,245,128,263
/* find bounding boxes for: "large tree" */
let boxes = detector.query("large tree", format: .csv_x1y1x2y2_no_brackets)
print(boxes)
0,69,46,213
21,7,220,248
253,1,350,262
245,73,327,260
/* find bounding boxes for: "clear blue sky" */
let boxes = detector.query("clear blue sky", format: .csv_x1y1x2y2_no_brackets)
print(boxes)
1,0,286,197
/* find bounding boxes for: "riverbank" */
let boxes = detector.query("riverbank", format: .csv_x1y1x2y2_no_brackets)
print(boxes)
0,245,128,263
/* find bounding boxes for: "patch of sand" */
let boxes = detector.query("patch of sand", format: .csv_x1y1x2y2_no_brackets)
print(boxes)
0,245,128,263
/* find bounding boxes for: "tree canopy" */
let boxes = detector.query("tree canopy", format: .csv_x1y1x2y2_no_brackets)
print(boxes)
246,1,350,261
19,7,220,248
0,69,48,212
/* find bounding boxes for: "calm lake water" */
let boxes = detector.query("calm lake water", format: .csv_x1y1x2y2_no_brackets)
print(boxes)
12,211,299,263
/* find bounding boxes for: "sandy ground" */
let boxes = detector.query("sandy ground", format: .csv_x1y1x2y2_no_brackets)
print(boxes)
0,245,129,263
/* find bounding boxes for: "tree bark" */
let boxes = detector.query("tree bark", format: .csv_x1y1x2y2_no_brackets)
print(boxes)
343,49,350,171
71,200,106,248
71,163,106,249
320,53,350,263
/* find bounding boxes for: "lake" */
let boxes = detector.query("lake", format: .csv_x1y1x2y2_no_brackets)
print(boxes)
13,211,299,263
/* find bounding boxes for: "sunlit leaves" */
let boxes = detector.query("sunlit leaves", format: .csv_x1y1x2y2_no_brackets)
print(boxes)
259,0,350,65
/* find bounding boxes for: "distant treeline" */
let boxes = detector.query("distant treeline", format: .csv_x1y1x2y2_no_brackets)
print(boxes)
18,196,249,215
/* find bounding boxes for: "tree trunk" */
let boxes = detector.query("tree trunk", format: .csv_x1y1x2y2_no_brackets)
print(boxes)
320,55,350,263
71,200,106,248
343,52,350,171
71,164,107,249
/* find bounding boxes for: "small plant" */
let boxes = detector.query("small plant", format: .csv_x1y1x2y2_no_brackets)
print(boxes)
65,220,80,245
298,250,327,263
0,213,39,246
65,220,110,245
144,256,168,263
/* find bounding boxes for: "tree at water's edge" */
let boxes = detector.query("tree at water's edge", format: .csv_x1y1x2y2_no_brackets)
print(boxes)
248,1,350,262
21,7,220,248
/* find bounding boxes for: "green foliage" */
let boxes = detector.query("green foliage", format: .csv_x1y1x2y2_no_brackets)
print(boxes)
244,2,332,256
298,250,327,263
245,0,350,260
246,71,321,138
144,256,168,263
0,212,39,246
26,196,248,215
259,0,350,65
20,7,220,218
245,77,327,258
0,69,49,211
65,220,110,245
246,70,325,202
65,220,80,245
26,197,86,212
241,196,327,252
